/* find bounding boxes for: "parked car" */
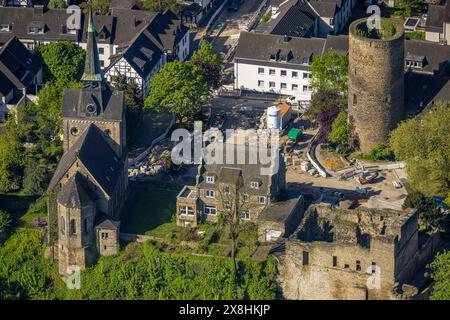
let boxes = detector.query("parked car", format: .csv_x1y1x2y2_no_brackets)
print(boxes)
285,96,300,106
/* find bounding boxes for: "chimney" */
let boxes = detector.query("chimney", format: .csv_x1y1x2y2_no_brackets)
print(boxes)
34,5,44,17
283,34,290,42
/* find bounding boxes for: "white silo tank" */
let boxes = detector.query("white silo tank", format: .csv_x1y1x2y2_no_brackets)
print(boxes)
267,105,281,130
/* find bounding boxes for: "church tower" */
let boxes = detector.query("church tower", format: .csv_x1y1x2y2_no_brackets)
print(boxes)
48,0,128,277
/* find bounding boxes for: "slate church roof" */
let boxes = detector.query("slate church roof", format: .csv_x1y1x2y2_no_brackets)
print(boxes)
48,124,125,196
57,172,97,208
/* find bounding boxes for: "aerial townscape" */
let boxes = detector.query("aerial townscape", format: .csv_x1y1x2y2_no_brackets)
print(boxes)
0,0,449,303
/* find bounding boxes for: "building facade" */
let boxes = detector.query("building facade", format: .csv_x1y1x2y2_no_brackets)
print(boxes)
47,4,128,277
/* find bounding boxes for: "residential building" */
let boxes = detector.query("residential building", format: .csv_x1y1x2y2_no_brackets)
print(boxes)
261,0,357,38
425,1,450,44
0,5,190,95
0,35,42,121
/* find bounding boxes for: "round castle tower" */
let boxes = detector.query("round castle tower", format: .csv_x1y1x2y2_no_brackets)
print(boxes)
348,18,405,153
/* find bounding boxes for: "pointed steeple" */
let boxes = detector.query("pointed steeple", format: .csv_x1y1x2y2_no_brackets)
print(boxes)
82,0,103,83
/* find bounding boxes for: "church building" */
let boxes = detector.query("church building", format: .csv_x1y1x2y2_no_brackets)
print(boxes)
47,2,128,277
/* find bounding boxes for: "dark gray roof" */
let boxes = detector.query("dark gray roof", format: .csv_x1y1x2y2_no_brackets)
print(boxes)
258,189,302,223
62,84,124,121
425,3,448,32
321,34,348,54
0,36,42,97
405,40,450,75
309,1,337,18
266,0,317,37
57,172,97,208
96,218,120,230
48,124,125,196
235,31,325,66
219,167,242,184
404,73,449,114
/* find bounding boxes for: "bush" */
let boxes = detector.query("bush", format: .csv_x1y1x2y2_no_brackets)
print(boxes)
403,191,442,231
427,250,450,300
0,210,12,233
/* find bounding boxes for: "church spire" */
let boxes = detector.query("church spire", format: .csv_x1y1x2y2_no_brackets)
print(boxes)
81,0,103,83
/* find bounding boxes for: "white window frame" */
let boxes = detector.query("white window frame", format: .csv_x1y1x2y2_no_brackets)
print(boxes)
240,211,250,220
258,80,264,88
206,176,215,184
251,181,260,189
180,206,195,216
292,71,298,78
259,196,267,204
205,189,215,198
243,193,249,201
204,205,217,216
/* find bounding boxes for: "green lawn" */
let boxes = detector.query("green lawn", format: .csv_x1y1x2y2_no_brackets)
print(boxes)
121,182,181,235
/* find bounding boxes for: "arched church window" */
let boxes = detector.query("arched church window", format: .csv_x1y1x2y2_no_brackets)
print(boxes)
70,127,79,136
83,218,88,234
60,216,65,234
70,219,76,235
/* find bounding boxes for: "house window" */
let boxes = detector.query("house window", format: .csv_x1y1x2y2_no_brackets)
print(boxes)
258,80,264,88
204,205,217,216
269,82,276,88
250,181,260,189
292,71,298,78
303,72,309,79
292,84,299,91
205,189,215,198
280,83,287,89
0,24,10,32
280,70,287,77
332,256,337,267
353,94,357,105
344,264,350,269
100,60,105,68
303,251,309,266
206,176,215,184
180,206,195,216
356,260,361,271
240,211,250,220
243,194,249,201
303,85,309,92
224,185,230,194
99,47,104,55
70,219,76,235
101,232,109,240
258,196,267,204
258,67,265,74
269,69,276,75
371,262,377,274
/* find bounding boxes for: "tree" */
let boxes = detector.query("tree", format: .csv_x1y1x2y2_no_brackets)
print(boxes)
112,74,143,139
47,0,66,8
316,107,341,144
144,61,211,123
81,0,111,15
428,250,450,300
390,102,450,197
403,191,442,231
305,90,346,121
22,158,47,196
137,0,181,13
38,41,85,82
0,210,12,234
191,40,224,90
329,111,350,154
310,51,349,96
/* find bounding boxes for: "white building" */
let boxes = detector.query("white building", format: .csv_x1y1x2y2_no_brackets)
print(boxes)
425,2,450,45
234,32,326,102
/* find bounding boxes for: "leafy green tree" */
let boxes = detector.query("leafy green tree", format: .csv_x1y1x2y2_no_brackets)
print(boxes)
329,111,350,154
191,40,223,90
22,158,47,196
390,102,450,197
0,210,12,234
310,51,349,96
144,61,211,123
137,0,181,13
305,90,346,121
38,41,85,82
47,0,66,8
81,0,111,15
403,191,442,231
428,250,450,300
112,74,143,140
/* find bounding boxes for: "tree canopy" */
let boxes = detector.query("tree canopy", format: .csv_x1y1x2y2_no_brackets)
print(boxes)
144,61,211,122
191,40,224,90
389,103,450,197
310,51,349,96
428,250,450,300
38,41,85,82
137,0,181,13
